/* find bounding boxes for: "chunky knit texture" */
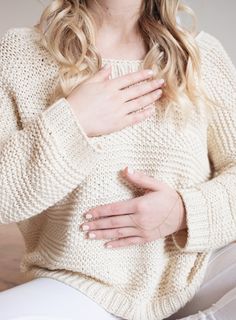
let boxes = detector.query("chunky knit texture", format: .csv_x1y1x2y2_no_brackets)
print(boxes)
0,27,236,320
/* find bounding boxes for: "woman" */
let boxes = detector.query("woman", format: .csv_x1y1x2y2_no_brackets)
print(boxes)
0,0,236,319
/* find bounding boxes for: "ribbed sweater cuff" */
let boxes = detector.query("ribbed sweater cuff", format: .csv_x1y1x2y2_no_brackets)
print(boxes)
172,188,210,253
42,97,103,173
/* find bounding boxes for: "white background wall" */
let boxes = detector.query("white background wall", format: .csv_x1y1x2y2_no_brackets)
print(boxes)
0,0,235,64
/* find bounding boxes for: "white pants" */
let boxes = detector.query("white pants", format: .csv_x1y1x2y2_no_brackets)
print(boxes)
0,242,236,320
165,241,236,320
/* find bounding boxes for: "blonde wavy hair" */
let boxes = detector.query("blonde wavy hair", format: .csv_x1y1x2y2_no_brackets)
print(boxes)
34,0,215,127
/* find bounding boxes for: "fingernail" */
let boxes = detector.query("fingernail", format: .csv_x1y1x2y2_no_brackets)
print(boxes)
85,213,93,219
156,89,162,96
147,69,154,75
88,233,96,239
159,79,165,85
106,244,113,249
127,167,134,174
82,224,89,231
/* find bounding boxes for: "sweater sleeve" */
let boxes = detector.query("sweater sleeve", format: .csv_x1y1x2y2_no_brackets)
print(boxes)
172,33,236,253
0,35,104,225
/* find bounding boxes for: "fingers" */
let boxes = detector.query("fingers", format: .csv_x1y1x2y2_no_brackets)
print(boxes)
83,198,138,220
85,226,140,240
87,64,112,83
80,214,136,231
110,69,154,90
123,167,161,190
121,105,156,129
125,88,162,114
122,78,165,102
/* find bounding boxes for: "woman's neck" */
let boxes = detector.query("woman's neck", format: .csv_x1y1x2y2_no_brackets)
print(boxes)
87,0,142,39
87,0,147,60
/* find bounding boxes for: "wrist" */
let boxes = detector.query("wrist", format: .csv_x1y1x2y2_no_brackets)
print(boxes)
65,97,92,137
177,192,187,231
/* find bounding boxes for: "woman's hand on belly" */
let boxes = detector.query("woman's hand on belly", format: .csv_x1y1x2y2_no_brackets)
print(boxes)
79,166,187,249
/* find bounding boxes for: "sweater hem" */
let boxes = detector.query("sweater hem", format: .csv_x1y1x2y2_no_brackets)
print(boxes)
22,253,210,320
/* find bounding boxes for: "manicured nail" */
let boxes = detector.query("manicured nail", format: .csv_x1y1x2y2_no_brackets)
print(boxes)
88,233,96,239
156,89,162,96
147,69,154,75
106,244,112,249
82,224,89,231
85,213,93,219
159,79,165,85
127,167,134,174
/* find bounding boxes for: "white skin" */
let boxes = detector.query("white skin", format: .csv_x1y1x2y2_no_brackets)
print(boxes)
66,0,187,249
87,0,148,60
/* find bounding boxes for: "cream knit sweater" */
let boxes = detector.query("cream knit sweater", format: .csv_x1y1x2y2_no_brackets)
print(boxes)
0,27,236,320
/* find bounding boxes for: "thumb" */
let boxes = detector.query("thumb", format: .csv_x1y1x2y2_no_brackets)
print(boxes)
89,64,112,83
121,166,164,191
